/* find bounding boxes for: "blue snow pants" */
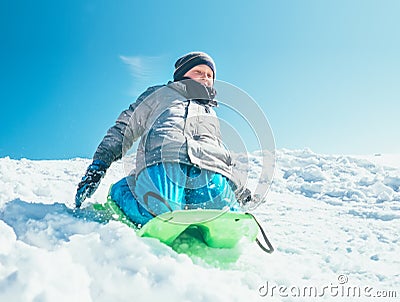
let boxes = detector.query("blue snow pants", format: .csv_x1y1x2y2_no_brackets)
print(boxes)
109,163,238,226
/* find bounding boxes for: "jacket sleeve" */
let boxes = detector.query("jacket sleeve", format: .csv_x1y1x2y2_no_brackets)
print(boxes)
93,85,163,167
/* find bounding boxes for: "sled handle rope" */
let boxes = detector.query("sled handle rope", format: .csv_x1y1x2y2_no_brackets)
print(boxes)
143,191,173,217
246,212,274,254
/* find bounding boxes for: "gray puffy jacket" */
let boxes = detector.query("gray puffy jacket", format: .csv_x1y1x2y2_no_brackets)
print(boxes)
93,80,239,189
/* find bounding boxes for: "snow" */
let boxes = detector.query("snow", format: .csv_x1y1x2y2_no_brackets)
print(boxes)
0,149,399,301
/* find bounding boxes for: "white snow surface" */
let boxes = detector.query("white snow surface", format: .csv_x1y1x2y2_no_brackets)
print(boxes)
0,149,399,301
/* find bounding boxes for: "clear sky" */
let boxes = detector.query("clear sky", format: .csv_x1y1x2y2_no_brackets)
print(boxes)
1,0,399,160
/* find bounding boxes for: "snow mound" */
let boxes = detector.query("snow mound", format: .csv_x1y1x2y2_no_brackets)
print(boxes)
0,149,399,301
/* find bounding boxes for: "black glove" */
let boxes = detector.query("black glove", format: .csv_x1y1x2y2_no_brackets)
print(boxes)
237,188,252,205
75,159,108,208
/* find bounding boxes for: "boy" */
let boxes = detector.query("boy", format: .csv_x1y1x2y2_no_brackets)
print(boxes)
75,52,250,225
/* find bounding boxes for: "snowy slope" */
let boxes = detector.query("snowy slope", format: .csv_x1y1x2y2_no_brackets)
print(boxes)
0,149,399,302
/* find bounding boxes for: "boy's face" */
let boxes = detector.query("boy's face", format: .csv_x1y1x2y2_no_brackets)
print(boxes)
183,64,214,87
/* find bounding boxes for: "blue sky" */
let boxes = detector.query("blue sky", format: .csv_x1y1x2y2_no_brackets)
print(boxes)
1,0,399,160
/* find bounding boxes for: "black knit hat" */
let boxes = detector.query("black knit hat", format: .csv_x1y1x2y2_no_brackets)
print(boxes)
173,52,216,82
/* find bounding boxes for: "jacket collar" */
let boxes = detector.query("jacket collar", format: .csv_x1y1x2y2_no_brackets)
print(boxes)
167,79,218,107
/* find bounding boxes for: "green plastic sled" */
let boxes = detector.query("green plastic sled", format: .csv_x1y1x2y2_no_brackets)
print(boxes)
137,209,259,249
93,192,274,253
